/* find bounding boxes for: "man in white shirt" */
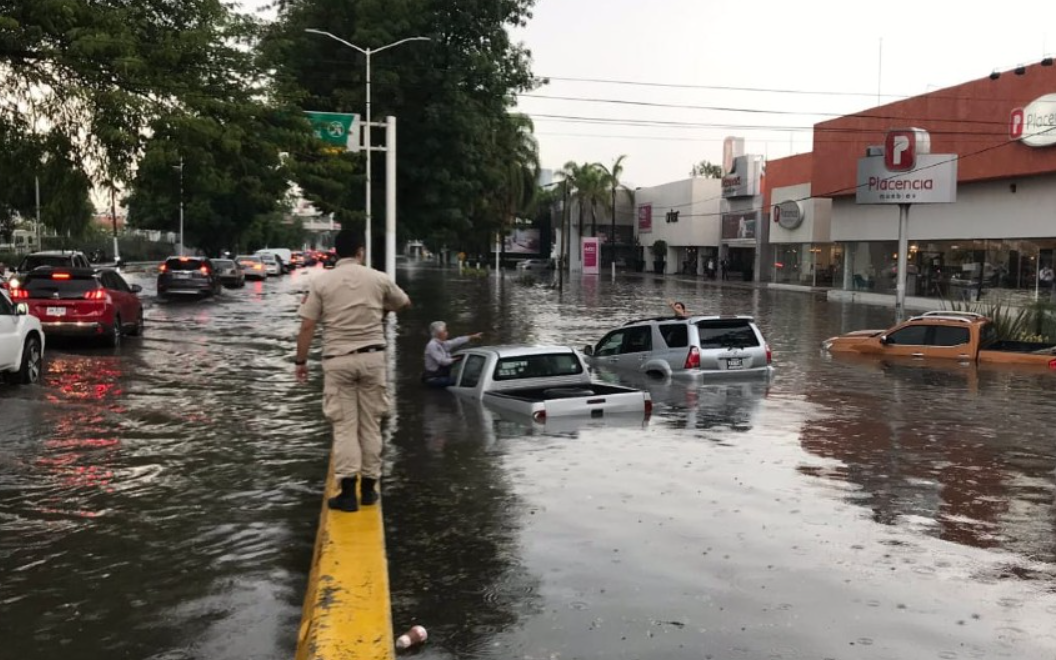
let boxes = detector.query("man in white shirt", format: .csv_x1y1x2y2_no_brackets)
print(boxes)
422,321,482,387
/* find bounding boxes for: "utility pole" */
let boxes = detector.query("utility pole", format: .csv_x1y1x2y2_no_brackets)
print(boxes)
175,157,185,256
110,186,120,265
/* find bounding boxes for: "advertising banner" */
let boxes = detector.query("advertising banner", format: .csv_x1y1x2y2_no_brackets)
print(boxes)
637,204,652,233
494,228,541,254
582,237,600,274
721,211,757,240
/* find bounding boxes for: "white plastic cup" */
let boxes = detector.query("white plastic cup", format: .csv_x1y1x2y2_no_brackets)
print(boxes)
395,624,428,650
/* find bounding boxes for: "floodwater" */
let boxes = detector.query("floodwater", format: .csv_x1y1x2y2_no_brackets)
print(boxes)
3,263,1056,659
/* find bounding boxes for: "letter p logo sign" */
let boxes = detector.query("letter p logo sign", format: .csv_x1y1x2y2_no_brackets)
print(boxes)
885,131,915,171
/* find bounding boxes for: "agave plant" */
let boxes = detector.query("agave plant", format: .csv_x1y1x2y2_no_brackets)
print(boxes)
941,299,1055,341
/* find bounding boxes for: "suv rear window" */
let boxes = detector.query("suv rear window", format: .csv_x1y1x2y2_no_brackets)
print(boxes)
165,258,205,271
658,323,689,348
18,255,76,271
24,272,99,298
493,353,584,381
696,320,760,349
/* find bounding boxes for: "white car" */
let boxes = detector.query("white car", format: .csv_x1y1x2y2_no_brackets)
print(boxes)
517,259,553,272
257,252,282,276
0,289,45,385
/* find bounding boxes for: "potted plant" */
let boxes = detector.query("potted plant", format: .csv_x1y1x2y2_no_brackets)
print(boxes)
651,239,668,274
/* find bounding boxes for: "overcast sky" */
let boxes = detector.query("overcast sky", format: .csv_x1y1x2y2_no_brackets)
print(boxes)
243,0,1055,188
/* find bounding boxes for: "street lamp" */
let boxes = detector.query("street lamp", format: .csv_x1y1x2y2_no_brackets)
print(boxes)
304,29,430,269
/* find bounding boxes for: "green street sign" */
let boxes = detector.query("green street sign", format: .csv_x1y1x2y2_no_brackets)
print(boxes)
305,111,360,152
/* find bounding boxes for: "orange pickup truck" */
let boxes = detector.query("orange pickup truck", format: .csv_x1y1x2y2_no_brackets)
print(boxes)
822,311,1056,370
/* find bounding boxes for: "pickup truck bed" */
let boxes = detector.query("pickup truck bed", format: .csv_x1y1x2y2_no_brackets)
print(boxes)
485,383,649,419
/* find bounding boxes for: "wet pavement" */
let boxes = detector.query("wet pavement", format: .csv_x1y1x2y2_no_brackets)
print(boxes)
3,263,1056,659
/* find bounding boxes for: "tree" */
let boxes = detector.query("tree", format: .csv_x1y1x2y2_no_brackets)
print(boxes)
495,113,540,263
599,154,628,261
261,0,539,255
690,160,724,178
0,0,268,187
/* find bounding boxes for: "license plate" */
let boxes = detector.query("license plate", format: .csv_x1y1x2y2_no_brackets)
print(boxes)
46,306,67,317
726,357,744,369
174,272,190,278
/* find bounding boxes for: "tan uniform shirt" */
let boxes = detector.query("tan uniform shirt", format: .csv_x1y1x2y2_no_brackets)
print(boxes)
299,258,410,357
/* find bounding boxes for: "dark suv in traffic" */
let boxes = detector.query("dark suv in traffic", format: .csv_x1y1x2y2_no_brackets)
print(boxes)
157,256,222,298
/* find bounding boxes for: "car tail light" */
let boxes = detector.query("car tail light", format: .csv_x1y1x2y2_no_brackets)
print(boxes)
159,264,167,273
1049,358,1056,370
200,266,211,276
84,289,108,301
644,397,653,418
532,410,546,423
766,344,773,364
684,346,700,369
52,272,71,280
10,288,28,300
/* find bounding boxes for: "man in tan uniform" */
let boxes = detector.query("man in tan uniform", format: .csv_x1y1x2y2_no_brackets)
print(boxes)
294,229,411,512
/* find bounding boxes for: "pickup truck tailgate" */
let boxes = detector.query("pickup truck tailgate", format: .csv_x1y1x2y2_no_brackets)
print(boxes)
542,389,648,417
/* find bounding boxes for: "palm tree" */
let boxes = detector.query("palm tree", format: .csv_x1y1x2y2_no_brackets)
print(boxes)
580,164,610,238
600,154,628,263
496,114,540,265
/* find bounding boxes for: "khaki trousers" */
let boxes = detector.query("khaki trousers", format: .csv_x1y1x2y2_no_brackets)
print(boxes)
321,351,388,481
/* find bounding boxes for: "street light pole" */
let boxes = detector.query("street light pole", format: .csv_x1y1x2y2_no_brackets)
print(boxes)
304,29,429,269
175,157,184,256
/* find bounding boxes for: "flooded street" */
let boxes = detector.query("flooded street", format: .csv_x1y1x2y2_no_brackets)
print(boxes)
4,263,1056,659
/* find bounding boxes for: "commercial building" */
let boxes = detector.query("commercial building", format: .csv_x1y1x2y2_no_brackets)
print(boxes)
765,60,1056,304
633,177,722,276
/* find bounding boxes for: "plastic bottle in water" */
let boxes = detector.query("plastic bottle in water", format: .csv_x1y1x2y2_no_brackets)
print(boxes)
395,624,428,650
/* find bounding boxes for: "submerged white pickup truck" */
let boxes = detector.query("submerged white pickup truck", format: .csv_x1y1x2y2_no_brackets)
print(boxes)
447,345,652,422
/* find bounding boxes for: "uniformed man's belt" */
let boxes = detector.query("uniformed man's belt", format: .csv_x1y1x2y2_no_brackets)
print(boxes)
323,345,386,359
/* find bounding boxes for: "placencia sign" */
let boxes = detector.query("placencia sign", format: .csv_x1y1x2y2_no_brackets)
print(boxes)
857,129,957,205
1010,93,1056,147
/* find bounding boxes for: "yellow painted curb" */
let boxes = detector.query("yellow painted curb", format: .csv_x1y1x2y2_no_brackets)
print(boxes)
296,460,395,660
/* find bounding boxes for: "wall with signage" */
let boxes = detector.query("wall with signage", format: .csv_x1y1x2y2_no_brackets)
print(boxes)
813,63,1056,196
722,155,763,198
831,175,1056,242
768,183,832,244
633,178,722,249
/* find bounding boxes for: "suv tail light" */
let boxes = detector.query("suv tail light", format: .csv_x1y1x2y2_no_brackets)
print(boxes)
532,410,546,423
200,266,210,276
84,289,108,301
766,344,773,365
684,346,700,369
51,272,71,280
10,288,28,300
159,264,167,273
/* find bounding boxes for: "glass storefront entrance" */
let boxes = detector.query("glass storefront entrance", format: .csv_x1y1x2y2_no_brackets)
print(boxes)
772,243,840,287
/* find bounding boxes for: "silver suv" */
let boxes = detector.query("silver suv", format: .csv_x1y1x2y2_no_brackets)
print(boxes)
584,315,772,378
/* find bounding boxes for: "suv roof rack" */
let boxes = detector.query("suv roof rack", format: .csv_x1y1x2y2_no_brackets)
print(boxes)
622,315,685,326
909,311,985,323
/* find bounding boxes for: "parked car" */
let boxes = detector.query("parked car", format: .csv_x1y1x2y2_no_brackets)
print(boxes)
585,314,773,378
447,345,652,423
257,252,282,277
516,258,553,272
0,288,45,384
290,251,306,268
212,258,245,288
11,267,144,346
235,255,268,281
157,256,222,298
822,310,1056,370
7,250,93,291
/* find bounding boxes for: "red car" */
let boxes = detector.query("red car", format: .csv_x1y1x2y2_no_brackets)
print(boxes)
10,267,144,347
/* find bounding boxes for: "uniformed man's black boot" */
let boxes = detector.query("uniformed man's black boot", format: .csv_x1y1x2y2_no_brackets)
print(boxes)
328,477,359,512
360,477,379,506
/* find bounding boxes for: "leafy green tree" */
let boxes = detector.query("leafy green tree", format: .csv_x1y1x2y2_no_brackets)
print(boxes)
262,0,538,255
0,0,266,186
126,104,313,256
690,159,723,178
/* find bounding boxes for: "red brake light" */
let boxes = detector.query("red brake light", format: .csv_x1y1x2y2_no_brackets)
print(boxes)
532,410,546,423
84,289,108,301
1049,358,1056,371
159,264,167,273
10,288,28,300
179,257,189,262
200,266,210,276
52,272,71,280
684,346,700,369
766,344,773,365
